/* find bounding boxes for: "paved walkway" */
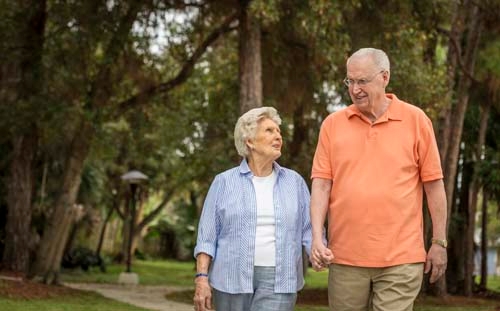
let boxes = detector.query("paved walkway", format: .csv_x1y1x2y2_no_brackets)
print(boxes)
65,282,193,311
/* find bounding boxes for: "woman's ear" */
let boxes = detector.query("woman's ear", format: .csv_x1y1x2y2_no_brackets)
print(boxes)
246,139,254,150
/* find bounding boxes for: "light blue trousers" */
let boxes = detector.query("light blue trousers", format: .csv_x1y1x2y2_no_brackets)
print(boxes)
213,266,297,311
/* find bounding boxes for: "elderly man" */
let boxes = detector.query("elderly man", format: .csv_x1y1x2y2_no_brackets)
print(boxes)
310,47,447,311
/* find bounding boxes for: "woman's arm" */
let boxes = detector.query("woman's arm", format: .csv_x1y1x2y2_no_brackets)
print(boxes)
194,252,213,311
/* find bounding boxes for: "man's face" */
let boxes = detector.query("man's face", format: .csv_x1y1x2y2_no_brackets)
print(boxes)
345,56,388,113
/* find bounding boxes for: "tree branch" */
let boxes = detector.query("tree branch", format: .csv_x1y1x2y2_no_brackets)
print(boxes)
115,11,238,114
135,188,176,233
87,2,147,108
436,26,479,84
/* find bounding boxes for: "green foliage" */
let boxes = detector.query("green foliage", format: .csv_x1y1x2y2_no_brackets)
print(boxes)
250,0,281,25
1,1,499,292
477,40,500,78
339,0,449,116
478,149,500,196
144,195,198,260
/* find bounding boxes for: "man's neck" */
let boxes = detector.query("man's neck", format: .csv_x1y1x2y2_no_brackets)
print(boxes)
362,97,390,122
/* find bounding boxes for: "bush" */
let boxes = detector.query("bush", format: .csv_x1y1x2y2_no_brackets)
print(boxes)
62,247,106,272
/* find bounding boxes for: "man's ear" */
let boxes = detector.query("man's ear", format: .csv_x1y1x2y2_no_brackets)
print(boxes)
383,71,390,87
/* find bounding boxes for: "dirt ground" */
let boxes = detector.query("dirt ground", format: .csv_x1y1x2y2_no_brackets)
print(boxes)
0,276,79,299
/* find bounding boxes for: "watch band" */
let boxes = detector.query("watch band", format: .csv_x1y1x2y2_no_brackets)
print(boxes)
431,238,448,248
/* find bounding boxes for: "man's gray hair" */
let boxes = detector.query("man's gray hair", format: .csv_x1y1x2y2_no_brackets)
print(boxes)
347,48,390,72
234,106,282,158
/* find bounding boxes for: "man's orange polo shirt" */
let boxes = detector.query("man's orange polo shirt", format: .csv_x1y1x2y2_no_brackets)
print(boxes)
311,94,443,267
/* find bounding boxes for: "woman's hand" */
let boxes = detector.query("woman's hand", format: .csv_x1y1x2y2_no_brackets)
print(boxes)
193,277,213,311
310,239,334,271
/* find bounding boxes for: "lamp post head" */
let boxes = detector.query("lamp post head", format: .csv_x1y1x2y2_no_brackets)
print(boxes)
121,170,148,184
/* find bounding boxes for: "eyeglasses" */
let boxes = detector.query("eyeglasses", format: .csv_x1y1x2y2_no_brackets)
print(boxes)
343,70,385,87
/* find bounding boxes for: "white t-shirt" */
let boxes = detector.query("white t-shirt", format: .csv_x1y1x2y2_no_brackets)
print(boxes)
252,170,277,267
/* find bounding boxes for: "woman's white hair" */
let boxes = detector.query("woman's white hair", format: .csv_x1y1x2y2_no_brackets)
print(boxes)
347,48,390,72
234,106,282,158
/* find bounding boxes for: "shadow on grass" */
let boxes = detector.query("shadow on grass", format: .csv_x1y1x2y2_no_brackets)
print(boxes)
166,288,500,310
165,288,329,307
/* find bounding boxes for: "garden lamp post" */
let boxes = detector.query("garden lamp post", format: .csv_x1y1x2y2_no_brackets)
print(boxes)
118,170,148,284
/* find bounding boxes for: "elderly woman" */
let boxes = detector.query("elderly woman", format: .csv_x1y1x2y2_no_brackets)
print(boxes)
193,107,312,311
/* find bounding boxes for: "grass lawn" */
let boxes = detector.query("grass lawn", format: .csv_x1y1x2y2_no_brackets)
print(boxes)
0,279,151,311
486,275,500,292
2,259,500,310
60,259,195,287
0,294,152,311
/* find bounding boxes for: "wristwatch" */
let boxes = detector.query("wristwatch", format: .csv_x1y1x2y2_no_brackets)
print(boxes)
431,238,448,248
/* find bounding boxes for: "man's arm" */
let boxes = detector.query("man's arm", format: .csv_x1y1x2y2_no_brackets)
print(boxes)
423,179,448,283
310,178,334,271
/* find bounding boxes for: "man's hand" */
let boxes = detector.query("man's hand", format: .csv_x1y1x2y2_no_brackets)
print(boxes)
193,277,213,311
424,244,448,283
310,239,334,271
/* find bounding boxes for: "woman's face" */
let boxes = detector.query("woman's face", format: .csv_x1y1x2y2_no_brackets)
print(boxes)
247,118,282,161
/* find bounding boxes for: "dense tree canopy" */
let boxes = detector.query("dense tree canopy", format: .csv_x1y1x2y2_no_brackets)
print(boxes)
0,0,499,296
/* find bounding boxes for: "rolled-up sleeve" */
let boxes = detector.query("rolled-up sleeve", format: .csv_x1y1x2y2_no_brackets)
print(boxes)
194,175,221,259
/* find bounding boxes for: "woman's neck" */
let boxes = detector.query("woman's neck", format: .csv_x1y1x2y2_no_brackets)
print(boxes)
247,157,274,177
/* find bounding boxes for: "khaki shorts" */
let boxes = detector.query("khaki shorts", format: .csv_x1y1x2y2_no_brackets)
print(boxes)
328,263,423,311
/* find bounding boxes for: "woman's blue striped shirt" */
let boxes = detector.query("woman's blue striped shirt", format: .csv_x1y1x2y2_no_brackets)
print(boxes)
194,159,312,294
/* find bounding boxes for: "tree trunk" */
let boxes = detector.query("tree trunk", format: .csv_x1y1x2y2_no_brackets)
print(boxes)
33,120,94,284
448,158,472,294
437,0,484,296
32,2,146,281
436,0,462,165
1,0,46,275
464,93,491,295
433,1,464,295
443,1,483,218
479,190,489,290
464,163,478,296
238,0,262,113
3,133,37,273
95,206,114,257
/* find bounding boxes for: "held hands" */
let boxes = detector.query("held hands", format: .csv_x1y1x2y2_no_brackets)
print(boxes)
424,244,448,283
311,239,334,271
193,277,213,311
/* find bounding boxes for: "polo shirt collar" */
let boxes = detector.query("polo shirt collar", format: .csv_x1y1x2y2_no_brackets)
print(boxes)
345,93,404,122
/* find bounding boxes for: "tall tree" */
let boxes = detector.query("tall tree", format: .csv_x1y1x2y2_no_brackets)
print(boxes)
440,0,483,239
437,0,500,296
29,1,237,283
0,0,46,274
238,0,262,113
33,1,146,284
261,0,347,177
